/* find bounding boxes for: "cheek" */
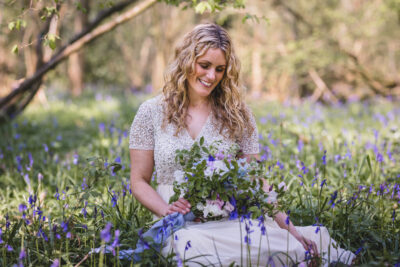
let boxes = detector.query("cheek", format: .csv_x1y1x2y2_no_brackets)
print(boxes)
194,67,206,77
216,73,224,83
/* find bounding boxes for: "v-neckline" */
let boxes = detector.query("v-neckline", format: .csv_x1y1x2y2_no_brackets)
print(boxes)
185,110,212,141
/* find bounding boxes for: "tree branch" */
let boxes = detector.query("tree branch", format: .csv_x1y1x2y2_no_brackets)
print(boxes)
0,0,157,120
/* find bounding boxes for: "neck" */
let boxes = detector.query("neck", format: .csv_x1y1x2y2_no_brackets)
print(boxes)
188,94,210,109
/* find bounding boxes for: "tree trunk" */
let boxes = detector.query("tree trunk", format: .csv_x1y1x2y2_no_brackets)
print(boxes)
68,0,89,97
251,28,263,98
0,0,157,122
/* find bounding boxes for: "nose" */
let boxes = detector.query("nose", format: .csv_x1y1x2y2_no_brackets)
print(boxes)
206,69,216,81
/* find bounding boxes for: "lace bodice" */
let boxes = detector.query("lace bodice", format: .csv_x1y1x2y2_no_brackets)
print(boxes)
129,95,259,185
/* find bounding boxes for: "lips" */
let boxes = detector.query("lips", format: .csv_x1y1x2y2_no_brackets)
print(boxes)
199,79,212,88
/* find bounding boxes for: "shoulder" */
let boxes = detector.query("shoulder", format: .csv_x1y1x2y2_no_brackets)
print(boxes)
139,94,163,109
136,95,164,115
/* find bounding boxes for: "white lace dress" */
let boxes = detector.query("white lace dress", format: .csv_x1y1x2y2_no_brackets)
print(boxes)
129,95,355,266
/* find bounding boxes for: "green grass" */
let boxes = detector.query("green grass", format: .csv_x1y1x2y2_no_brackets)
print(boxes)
0,88,399,266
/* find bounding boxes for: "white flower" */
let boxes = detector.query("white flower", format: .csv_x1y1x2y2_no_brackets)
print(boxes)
213,160,229,174
278,181,287,191
265,190,278,203
204,166,214,177
196,202,205,211
203,202,225,218
223,201,235,212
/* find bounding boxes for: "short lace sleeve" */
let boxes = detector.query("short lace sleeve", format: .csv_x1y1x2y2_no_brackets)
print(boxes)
129,100,155,150
238,108,260,154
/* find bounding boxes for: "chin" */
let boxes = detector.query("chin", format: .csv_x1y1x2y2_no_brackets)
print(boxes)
194,87,213,97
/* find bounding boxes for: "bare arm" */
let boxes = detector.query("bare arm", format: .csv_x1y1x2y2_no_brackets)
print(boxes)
245,153,318,255
130,149,168,217
130,149,190,217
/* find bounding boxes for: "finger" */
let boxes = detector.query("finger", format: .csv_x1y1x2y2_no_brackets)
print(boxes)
312,242,319,256
173,201,190,211
170,203,189,214
299,240,308,251
178,198,191,208
175,200,191,212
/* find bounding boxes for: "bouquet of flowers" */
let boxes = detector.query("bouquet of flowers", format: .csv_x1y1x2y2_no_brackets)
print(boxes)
170,137,284,221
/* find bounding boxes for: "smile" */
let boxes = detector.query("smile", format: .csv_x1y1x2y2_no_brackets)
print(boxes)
199,79,212,87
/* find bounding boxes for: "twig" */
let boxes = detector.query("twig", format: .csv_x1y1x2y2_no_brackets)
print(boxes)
74,253,89,267
308,68,339,104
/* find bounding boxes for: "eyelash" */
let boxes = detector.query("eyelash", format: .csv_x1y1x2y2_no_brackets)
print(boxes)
200,64,225,72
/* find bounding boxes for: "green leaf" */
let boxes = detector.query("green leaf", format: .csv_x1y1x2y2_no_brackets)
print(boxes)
366,154,372,173
8,21,15,31
11,44,18,54
200,136,204,146
195,2,211,14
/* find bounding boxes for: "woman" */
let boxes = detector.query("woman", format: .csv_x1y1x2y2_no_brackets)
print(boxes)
129,23,355,266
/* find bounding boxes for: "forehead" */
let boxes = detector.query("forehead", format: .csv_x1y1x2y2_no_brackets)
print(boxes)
197,48,226,66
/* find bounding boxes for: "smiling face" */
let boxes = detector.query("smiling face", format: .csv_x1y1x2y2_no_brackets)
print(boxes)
187,48,227,100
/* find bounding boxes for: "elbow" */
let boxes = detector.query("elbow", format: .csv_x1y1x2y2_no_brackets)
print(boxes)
130,181,139,198
130,177,148,198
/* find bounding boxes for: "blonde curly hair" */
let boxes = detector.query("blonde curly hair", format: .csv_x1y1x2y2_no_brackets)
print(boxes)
162,23,254,140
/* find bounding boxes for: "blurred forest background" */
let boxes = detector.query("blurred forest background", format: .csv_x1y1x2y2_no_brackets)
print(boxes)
1,0,400,118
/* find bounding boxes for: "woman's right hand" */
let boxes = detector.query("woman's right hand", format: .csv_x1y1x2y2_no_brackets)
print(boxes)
166,198,191,215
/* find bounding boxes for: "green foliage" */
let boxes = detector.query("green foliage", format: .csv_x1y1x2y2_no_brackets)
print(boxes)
43,34,61,50
0,87,399,265
172,137,284,220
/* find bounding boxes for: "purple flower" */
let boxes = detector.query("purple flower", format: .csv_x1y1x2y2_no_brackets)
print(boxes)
43,144,49,153
99,123,105,133
51,259,60,267
101,222,112,243
373,129,379,141
24,173,30,186
0,228,3,244
66,232,72,239
313,217,323,234
297,139,304,152
81,178,88,190
285,210,291,225
355,246,363,255
19,204,27,213
111,191,118,207
5,214,10,229
112,229,120,248
37,173,43,181
320,179,326,188
6,244,13,251
73,154,79,165
208,155,215,162
16,155,22,172
19,247,26,259
37,226,48,241
54,188,59,200
28,152,33,167
376,153,383,163
329,191,338,208
61,221,68,233
322,150,327,165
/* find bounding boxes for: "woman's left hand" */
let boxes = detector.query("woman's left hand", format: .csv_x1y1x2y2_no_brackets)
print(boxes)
295,234,319,257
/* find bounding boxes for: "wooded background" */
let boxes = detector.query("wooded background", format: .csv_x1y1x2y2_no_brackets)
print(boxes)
1,0,399,120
